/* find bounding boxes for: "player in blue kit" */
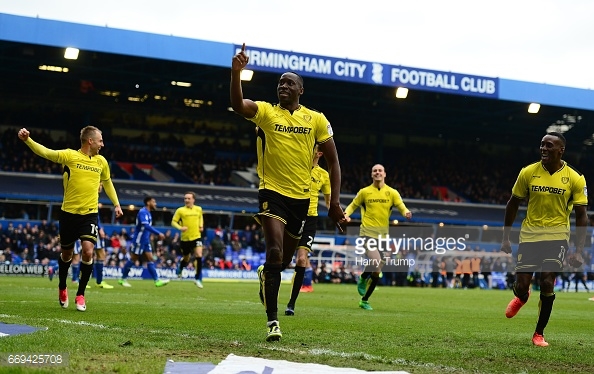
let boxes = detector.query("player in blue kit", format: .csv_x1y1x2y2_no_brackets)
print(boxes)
118,196,169,287
93,206,114,288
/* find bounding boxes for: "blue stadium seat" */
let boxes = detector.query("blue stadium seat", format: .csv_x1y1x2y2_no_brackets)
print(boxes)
131,165,156,181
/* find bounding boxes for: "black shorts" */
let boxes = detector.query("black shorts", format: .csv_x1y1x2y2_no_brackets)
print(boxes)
515,240,568,273
59,210,98,250
180,239,203,256
254,189,309,238
297,216,318,252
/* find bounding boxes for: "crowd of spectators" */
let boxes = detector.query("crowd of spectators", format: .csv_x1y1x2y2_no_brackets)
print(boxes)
2,220,592,292
2,124,594,206
0,220,268,274
0,127,255,187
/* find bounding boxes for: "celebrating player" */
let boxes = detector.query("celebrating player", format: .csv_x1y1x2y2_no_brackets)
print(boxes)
501,132,588,347
18,126,123,311
344,164,412,310
231,43,346,341
171,192,205,288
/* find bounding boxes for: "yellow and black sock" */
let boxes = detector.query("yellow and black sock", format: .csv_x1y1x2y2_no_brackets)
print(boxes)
535,293,555,335
264,263,282,322
77,259,93,296
362,274,380,301
288,266,305,306
58,254,72,290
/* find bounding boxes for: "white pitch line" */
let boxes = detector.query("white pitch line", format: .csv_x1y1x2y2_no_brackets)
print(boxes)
1,313,200,339
54,319,110,329
263,345,462,372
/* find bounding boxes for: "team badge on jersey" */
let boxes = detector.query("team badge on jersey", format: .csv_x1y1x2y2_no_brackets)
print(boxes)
561,177,569,184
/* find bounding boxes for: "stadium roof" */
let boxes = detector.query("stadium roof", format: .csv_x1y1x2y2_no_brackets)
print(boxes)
1,12,593,147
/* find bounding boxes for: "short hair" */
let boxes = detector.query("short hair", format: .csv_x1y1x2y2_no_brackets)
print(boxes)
185,191,196,199
143,196,154,205
80,126,101,143
547,131,566,147
285,71,304,88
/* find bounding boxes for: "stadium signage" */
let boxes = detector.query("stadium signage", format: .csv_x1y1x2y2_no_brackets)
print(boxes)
0,264,47,275
100,267,294,281
237,45,498,98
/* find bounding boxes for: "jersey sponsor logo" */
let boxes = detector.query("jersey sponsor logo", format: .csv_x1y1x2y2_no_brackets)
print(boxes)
367,198,390,203
585,186,588,197
531,185,566,195
327,123,334,136
273,124,312,134
76,164,101,173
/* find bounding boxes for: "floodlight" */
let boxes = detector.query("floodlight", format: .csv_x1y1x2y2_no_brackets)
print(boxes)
171,81,192,87
395,87,408,99
64,47,79,60
528,103,540,114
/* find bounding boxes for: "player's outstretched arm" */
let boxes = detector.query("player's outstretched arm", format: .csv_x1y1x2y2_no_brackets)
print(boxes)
17,127,60,162
230,43,257,118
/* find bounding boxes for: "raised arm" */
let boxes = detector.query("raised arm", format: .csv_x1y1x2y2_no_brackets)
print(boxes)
230,43,258,118
18,128,61,163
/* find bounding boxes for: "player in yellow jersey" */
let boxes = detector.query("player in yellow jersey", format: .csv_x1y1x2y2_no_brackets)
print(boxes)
501,132,588,347
344,164,412,311
231,43,346,341
284,145,331,316
171,192,204,288
18,126,123,312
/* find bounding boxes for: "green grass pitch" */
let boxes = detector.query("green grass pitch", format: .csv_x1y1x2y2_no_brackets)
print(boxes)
0,277,592,373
